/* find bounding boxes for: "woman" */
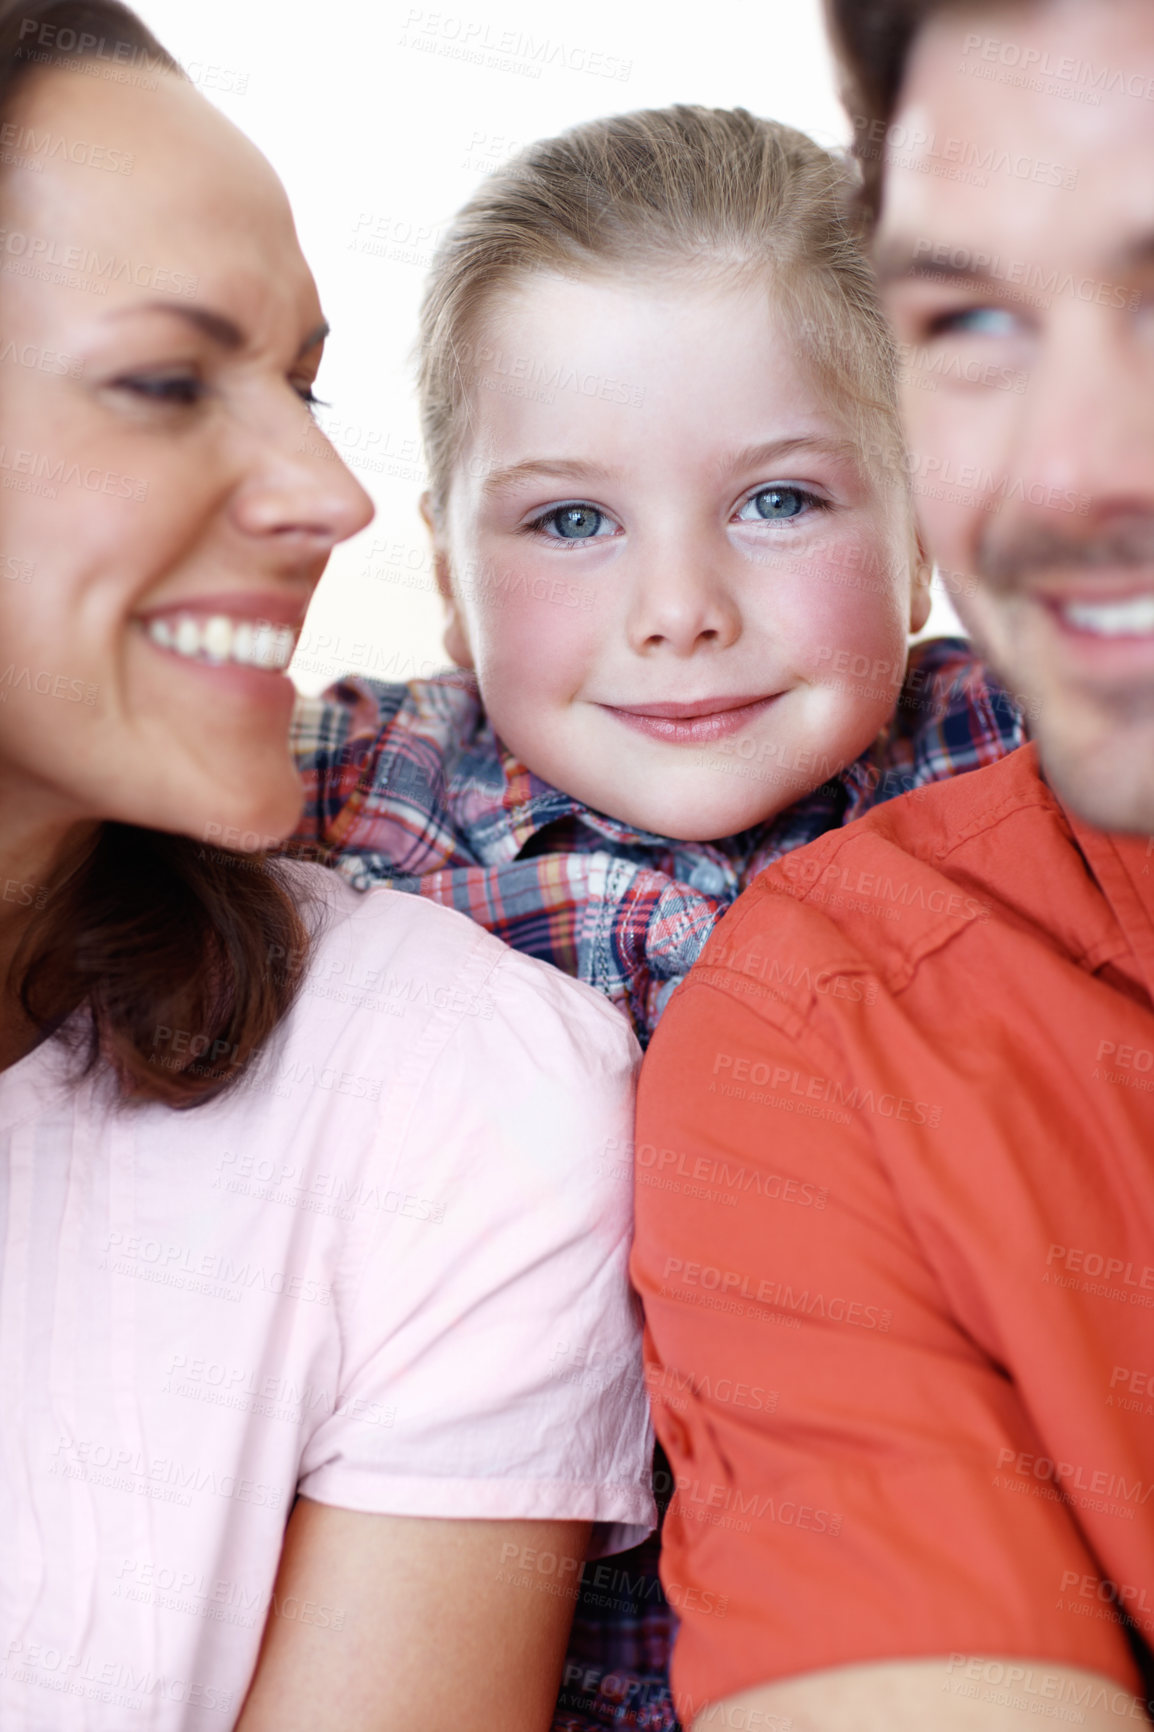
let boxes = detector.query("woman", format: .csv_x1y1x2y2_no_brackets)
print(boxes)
0,4,653,1727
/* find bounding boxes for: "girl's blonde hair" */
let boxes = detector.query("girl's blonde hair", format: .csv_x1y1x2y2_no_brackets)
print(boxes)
418,104,903,520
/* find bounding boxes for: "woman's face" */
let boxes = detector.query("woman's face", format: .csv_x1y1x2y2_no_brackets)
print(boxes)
0,67,373,851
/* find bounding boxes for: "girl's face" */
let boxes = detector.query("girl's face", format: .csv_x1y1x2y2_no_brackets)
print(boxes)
436,273,930,842
0,69,373,853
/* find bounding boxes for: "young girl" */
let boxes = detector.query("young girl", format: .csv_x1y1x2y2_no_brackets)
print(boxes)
291,108,1024,1730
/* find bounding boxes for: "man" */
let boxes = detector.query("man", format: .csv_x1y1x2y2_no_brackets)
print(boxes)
632,3,1154,1728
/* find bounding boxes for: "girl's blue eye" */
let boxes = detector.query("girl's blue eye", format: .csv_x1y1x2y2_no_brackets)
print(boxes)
542,505,605,540
738,486,815,523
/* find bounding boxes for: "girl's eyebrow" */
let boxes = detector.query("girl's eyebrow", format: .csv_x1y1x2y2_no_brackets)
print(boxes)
479,440,856,499
725,436,858,476
481,456,615,497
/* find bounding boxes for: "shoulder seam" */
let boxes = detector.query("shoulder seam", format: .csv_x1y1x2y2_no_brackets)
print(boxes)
930,775,1059,870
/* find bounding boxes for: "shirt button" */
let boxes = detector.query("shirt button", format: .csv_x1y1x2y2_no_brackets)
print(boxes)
683,861,727,896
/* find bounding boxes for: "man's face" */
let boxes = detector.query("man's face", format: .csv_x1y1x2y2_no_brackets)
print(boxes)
877,0,1154,832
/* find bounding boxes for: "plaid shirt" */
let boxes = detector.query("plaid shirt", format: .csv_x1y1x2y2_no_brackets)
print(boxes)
290,637,1024,1045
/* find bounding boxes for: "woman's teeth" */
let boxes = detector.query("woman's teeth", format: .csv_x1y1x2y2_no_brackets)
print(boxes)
1063,596,1154,637
146,614,296,671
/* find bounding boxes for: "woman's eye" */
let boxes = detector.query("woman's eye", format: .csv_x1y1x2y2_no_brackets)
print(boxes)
926,306,1020,339
533,504,613,541
735,485,820,524
114,373,206,407
113,373,326,412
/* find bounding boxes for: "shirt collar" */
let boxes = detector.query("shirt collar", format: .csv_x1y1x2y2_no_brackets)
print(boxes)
455,653,936,866
491,739,694,855
462,729,851,867
1065,804,1154,1002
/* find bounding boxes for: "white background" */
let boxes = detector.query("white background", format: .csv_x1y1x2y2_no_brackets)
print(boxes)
138,0,959,694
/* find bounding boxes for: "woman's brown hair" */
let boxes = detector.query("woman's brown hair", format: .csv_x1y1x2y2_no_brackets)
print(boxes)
1,0,309,1107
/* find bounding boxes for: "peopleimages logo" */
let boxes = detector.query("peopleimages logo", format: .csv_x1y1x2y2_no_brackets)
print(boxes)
16,16,165,68
0,122,134,174
0,227,197,297
397,9,632,82
909,238,1138,310
854,114,1076,188
0,444,147,501
960,30,1154,103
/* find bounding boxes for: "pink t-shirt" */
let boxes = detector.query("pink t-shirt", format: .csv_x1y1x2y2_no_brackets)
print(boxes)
0,872,653,1730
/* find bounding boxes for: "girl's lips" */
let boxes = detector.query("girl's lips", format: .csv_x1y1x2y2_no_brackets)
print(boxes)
603,694,779,744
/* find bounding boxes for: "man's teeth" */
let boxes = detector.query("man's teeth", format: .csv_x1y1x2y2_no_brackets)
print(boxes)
1063,596,1154,637
145,614,296,671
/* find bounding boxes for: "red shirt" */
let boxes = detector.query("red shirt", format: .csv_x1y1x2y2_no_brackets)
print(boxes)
633,745,1154,1721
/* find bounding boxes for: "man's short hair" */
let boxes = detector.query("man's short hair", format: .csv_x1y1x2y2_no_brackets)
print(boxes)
824,0,993,223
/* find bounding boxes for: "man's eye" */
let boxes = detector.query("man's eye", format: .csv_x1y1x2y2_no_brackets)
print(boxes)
735,485,822,523
532,504,614,541
926,306,1020,339
114,374,206,406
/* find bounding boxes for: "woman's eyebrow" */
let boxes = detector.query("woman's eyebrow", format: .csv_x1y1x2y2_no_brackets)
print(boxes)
107,303,330,358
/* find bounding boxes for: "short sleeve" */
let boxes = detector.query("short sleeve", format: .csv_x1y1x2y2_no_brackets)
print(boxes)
631,953,1141,1711
298,930,655,1558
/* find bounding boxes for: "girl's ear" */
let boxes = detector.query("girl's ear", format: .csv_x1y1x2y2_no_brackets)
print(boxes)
909,525,934,635
420,491,475,670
